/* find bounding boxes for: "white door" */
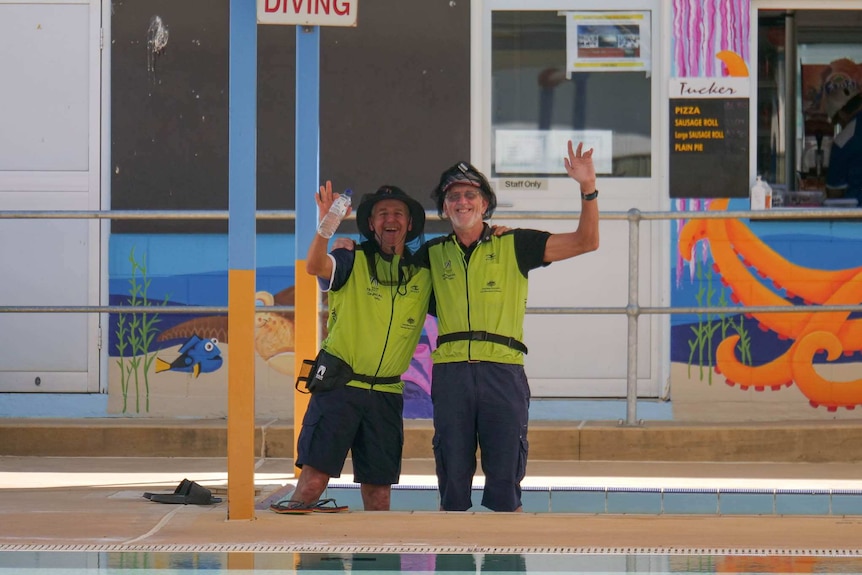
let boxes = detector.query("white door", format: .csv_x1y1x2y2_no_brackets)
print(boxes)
475,0,668,399
0,0,102,393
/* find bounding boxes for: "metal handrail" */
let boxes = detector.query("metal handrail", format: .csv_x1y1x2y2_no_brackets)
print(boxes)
3,206,861,425
3,207,862,220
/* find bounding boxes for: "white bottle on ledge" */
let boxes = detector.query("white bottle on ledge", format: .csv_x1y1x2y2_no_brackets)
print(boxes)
750,176,772,210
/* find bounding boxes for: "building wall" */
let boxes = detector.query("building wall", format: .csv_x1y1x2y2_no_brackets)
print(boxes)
3,0,862,422
668,0,862,420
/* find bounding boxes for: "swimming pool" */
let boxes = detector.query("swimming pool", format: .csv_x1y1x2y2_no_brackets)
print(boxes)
2,550,862,574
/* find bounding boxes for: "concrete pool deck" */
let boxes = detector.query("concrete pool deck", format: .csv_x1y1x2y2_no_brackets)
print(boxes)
1,455,861,554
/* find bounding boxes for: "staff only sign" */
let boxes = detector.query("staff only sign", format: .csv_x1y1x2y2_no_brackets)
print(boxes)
258,0,358,26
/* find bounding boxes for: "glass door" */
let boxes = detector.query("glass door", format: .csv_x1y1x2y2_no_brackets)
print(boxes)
476,0,665,399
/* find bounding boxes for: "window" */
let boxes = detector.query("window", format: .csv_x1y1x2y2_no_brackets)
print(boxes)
490,10,652,179
757,8,862,205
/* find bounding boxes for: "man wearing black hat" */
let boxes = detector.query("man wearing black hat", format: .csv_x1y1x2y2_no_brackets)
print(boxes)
415,140,599,512
275,181,431,513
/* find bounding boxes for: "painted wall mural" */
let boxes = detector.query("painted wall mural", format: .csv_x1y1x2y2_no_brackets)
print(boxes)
678,199,862,411
671,0,749,78
107,236,434,418
669,0,862,420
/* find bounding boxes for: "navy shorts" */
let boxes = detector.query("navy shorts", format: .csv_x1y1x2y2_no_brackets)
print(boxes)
431,362,530,511
296,384,404,485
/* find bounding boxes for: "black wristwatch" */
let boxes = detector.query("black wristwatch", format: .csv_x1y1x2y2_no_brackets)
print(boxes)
581,189,599,201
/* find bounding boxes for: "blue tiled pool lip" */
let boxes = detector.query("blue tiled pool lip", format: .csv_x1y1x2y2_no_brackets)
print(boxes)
606,486,663,493
662,487,720,493
720,487,779,494
323,482,862,515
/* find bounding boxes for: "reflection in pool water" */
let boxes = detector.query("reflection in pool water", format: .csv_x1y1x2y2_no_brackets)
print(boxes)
2,551,862,574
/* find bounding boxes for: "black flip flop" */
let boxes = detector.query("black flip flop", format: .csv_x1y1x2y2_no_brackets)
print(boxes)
310,498,349,513
269,498,349,514
270,499,315,514
143,478,192,501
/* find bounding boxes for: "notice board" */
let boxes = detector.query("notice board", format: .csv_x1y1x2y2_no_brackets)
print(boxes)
669,78,749,199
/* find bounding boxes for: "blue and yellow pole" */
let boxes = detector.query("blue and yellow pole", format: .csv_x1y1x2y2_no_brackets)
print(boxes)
293,25,321,473
226,0,256,520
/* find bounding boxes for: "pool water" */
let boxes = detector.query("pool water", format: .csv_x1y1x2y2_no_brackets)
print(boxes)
2,551,862,574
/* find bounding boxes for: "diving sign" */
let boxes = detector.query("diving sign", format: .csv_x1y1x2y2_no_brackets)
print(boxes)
258,0,358,27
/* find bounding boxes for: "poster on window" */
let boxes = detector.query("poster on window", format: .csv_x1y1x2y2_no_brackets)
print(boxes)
495,129,613,176
564,11,651,75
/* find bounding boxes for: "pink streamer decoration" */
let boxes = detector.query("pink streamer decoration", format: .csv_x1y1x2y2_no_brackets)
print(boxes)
672,0,750,77
720,0,730,52
705,0,716,76
691,1,702,75
672,0,685,76
689,198,702,282
675,198,686,288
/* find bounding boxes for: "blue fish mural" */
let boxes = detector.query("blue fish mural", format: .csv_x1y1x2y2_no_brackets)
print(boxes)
155,334,223,378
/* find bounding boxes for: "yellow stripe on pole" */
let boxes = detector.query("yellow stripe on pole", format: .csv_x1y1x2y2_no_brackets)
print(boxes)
293,260,318,474
227,268,256,520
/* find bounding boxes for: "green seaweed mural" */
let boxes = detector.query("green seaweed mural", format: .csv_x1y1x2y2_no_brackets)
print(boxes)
115,248,167,413
686,243,752,383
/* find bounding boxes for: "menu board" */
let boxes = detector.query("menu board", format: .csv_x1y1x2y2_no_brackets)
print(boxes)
669,78,750,199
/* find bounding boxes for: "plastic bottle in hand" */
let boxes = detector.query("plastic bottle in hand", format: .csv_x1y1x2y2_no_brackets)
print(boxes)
317,189,352,238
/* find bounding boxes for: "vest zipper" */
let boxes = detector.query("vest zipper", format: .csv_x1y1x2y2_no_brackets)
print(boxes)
459,245,473,362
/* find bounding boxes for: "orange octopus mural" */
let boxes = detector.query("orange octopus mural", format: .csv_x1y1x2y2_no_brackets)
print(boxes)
679,198,862,411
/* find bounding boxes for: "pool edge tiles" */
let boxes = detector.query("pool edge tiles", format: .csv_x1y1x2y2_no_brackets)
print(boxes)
323,484,862,516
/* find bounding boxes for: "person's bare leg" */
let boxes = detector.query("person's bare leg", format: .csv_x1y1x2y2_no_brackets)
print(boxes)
360,483,391,511
291,465,330,504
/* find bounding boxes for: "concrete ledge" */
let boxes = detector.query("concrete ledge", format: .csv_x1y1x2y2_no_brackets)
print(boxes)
574,420,862,463
2,418,862,462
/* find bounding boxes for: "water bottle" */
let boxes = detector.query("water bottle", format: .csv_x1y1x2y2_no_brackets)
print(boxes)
317,189,352,239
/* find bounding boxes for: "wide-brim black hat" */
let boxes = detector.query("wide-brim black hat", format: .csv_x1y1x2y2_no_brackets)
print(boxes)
356,185,426,243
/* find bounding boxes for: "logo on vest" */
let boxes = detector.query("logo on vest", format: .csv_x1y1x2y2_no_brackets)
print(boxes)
441,259,456,280
366,286,383,301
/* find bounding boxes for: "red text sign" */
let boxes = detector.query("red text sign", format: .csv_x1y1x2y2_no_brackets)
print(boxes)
257,0,358,27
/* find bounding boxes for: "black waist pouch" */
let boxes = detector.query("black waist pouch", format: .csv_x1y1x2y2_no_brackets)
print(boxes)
295,349,354,394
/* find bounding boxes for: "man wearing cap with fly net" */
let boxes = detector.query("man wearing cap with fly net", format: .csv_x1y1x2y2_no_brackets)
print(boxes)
414,140,599,512
272,182,431,514
823,58,862,205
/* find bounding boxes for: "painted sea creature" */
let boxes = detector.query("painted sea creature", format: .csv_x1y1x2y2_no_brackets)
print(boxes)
156,286,327,376
155,334,223,378
679,198,862,410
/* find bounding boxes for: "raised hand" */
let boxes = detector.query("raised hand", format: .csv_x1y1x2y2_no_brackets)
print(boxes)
564,140,597,189
316,180,352,224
